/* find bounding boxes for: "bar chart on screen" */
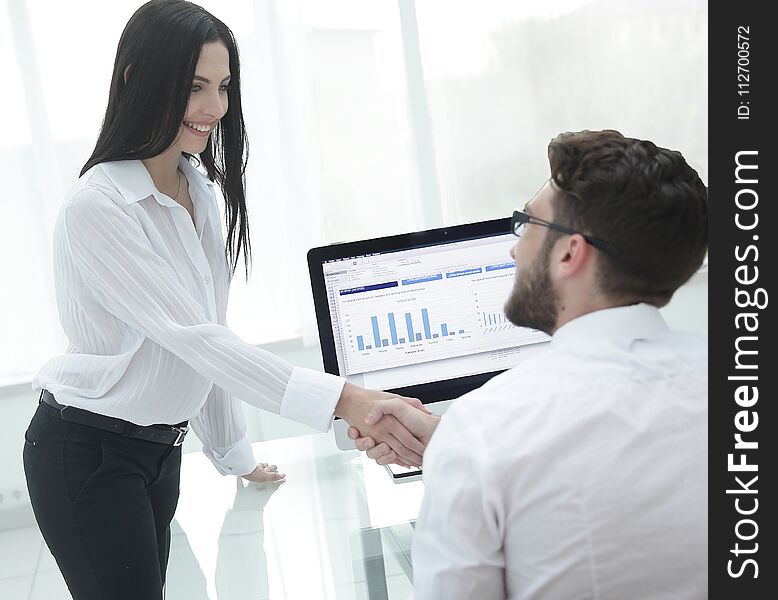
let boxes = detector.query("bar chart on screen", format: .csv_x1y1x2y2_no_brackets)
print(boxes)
355,305,470,350
337,263,548,376
471,273,542,343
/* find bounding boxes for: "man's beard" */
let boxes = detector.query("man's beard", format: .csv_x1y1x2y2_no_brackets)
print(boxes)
504,241,559,335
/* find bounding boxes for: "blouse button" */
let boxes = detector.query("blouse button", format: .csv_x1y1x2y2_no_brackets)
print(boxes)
203,275,211,285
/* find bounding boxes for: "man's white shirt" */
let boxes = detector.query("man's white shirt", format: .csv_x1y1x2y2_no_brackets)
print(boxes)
33,158,344,476
413,303,707,599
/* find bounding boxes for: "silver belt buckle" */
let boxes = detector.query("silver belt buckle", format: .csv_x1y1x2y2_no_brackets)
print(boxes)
172,426,189,446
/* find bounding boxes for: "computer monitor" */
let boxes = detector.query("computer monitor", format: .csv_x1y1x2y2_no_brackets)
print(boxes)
307,217,551,408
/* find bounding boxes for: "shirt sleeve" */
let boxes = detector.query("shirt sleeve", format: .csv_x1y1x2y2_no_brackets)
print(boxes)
189,385,257,476
412,402,506,600
62,189,343,432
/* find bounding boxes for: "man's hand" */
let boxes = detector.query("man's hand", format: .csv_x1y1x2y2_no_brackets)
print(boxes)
335,383,430,467
241,462,286,484
347,397,441,466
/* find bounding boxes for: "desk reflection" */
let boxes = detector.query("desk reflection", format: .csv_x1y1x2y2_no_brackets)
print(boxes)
168,434,421,599
217,479,282,598
168,478,283,599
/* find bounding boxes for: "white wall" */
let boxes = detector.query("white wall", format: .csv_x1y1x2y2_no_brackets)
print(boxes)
0,272,708,530
658,269,708,335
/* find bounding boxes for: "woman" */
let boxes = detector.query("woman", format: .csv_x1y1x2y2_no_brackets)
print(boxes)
22,1,425,598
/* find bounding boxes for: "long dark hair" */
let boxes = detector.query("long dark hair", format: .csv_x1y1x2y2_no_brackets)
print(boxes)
81,0,251,278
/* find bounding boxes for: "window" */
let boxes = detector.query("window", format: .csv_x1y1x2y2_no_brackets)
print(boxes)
0,0,707,384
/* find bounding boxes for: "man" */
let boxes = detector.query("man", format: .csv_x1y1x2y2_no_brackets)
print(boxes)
350,130,708,599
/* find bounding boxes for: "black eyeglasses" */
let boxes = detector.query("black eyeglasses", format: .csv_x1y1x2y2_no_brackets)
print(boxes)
511,210,620,258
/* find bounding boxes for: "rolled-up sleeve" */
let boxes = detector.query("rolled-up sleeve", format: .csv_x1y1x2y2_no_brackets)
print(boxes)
62,190,343,431
189,384,257,476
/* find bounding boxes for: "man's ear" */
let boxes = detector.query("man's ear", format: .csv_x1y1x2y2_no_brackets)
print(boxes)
556,234,592,279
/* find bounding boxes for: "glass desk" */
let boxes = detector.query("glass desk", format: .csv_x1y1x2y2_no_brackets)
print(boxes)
167,431,423,599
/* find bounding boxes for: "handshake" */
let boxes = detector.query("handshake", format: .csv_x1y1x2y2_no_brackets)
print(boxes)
336,383,441,468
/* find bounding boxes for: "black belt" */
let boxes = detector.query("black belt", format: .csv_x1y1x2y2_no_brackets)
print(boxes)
39,390,189,447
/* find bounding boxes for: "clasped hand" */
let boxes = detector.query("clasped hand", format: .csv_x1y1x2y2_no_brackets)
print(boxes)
338,383,441,468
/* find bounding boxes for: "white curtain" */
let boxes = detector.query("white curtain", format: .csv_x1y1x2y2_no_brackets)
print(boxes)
0,0,707,385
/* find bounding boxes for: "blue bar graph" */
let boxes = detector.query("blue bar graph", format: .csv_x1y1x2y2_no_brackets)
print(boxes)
422,309,431,339
371,316,381,346
405,312,414,341
357,307,466,350
388,313,398,344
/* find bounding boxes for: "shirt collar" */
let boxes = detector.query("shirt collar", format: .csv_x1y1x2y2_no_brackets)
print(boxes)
550,303,669,348
100,157,215,207
178,155,217,203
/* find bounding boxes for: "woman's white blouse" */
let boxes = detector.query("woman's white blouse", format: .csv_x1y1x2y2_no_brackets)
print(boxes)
32,157,344,476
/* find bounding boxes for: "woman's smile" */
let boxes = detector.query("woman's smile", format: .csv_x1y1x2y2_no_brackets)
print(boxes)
183,120,215,137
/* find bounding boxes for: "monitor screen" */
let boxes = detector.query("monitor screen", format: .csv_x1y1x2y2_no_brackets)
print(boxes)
317,229,550,392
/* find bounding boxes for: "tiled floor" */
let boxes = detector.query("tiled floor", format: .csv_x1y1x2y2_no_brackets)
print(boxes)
0,526,70,600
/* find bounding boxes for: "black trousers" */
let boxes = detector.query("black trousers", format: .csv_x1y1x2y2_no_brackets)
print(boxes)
23,404,182,599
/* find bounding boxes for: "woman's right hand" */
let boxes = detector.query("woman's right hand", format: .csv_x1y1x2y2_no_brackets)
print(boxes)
348,397,441,466
334,383,430,467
